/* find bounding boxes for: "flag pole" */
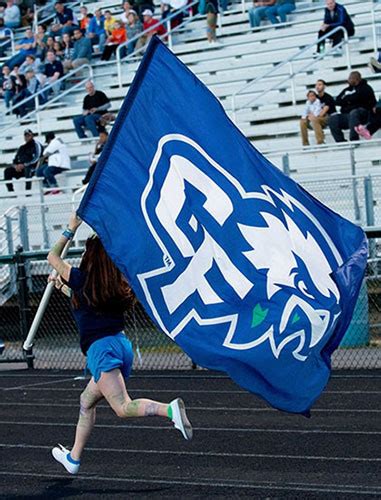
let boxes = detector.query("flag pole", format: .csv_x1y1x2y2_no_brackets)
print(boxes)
22,185,87,357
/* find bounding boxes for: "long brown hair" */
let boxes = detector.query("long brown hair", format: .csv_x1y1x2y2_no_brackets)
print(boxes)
72,235,134,312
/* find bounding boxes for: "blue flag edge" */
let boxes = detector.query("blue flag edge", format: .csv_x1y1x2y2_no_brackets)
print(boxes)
78,37,163,212
77,37,369,415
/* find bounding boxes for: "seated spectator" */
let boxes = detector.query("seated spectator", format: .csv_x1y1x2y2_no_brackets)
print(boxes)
0,17,12,57
50,1,78,37
101,20,126,61
355,100,381,140
63,28,92,72
300,90,324,146
161,0,186,29
0,64,14,109
3,0,20,29
329,71,376,142
53,39,63,55
7,65,27,109
35,24,48,61
120,1,136,24
104,10,117,35
87,9,106,54
79,6,91,33
43,49,64,96
12,68,47,117
248,0,276,29
21,5,34,28
265,0,295,25
73,81,111,138
299,79,336,146
125,12,142,55
19,54,42,76
36,131,71,193
3,129,43,192
45,35,56,53
316,0,354,55
6,27,36,70
136,10,166,51
369,54,381,74
82,130,109,184
61,32,75,63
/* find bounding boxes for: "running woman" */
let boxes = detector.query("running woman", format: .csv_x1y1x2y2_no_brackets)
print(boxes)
48,212,193,475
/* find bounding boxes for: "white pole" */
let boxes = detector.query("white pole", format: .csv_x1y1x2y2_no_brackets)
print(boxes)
22,241,71,351
22,185,87,352
167,20,173,49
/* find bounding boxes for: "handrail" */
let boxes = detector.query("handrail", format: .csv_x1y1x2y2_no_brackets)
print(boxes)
231,26,350,121
0,29,15,56
1,64,93,136
116,0,200,88
371,0,381,55
33,1,82,34
262,136,381,157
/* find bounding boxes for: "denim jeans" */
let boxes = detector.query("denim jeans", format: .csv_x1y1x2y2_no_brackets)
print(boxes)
36,164,65,187
73,113,102,138
6,51,27,70
265,3,296,24
248,6,268,28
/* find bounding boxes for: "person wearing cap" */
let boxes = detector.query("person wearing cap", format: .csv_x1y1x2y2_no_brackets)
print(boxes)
3,129,43,192
136,9,166,51
36,132,71,194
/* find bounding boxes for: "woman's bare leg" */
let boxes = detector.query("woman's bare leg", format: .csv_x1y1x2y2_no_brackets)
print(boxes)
97,369,169,419
70,377,104,461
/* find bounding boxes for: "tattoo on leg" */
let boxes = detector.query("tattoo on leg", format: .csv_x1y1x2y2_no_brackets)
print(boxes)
144,402,159,416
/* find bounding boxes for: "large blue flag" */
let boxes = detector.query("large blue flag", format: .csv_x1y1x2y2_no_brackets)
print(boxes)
78,37,368,414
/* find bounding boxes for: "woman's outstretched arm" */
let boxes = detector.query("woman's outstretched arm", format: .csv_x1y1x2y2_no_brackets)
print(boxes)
47,212,82,281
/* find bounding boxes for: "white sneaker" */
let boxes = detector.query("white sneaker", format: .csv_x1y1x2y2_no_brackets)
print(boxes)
170,398,193,440
52,444,80,474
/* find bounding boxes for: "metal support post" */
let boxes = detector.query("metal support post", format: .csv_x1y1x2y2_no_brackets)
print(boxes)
282,154,290,176
15,247,34,368
364,175,376,258
19,206,30,251
350,148,361,223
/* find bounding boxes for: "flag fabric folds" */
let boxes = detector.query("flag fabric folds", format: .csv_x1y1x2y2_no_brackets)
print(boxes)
78,37,368,414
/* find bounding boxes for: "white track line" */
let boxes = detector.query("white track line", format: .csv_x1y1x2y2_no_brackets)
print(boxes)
0,470,379,496
2,385,381,395
0,443,379,463
0,401,380,413
1,377,79,391
0,419,379,435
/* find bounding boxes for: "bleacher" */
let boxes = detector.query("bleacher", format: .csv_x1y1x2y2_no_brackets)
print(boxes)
0,0,380,253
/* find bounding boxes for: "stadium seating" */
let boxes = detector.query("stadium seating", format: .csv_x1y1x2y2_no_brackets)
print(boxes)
0,0,380,255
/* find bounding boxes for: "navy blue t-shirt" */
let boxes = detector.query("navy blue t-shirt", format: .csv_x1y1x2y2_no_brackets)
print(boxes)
67,267,125,355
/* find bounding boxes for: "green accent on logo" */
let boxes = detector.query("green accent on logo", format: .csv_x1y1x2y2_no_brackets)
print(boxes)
251,303,268,328
292,312,300,324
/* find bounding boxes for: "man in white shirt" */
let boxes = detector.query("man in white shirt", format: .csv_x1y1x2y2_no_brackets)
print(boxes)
36,132,71,194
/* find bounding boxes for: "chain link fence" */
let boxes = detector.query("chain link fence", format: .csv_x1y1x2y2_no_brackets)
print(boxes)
0,249,191,370
0,243,380,370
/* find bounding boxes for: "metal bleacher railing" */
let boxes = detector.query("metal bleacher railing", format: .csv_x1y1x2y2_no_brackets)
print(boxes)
1,64,93,136
114,0,200,87
231,25,351,121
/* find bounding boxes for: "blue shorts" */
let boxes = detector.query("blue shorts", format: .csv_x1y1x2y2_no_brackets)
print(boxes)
86,333,134,383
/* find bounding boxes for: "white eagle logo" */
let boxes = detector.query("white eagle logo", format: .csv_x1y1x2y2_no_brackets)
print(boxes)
138,134,342,362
